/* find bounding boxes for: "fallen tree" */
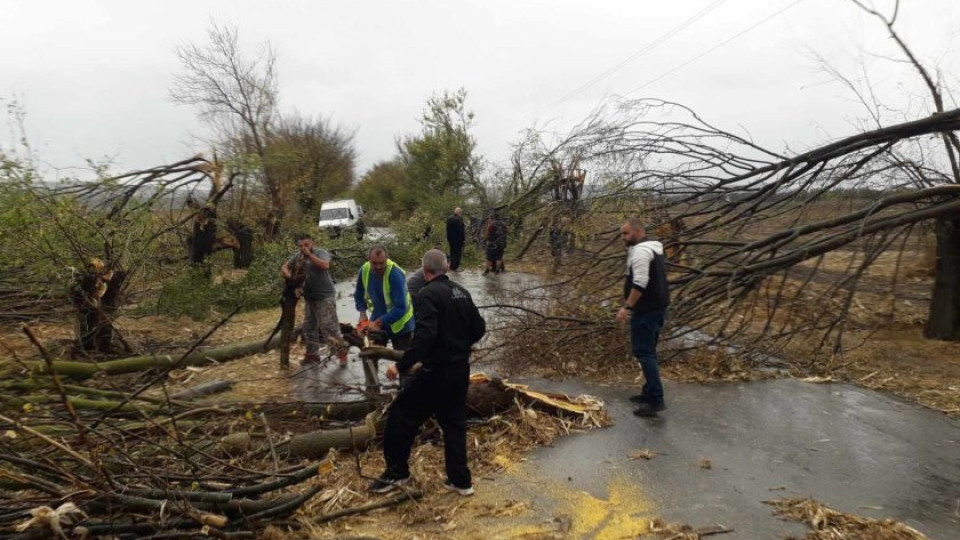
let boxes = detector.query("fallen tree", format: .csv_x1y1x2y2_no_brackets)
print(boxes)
15,333,283,380
490,3,960,359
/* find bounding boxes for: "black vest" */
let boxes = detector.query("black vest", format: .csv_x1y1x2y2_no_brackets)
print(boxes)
623,247,670,314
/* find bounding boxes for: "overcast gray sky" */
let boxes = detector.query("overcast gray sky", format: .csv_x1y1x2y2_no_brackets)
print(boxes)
3,0,958,180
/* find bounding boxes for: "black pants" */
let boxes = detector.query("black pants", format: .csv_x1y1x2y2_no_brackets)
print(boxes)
383,362,471,487
486,243,505,263
373,331,413,351
448,240,464,270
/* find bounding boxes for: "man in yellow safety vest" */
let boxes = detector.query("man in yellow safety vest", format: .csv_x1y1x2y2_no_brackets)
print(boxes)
353,245,415,349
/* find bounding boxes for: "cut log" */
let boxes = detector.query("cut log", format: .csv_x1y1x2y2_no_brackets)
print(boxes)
4,380,184,406
171,379,234,400
466,380,516,418
1,395,158,414
358,346,403,361
219,432,252,456
287,412,378,459
302,401,379,421
22,334,283,380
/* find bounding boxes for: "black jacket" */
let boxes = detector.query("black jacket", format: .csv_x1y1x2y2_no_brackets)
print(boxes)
446,214,466,243
398,274,485,373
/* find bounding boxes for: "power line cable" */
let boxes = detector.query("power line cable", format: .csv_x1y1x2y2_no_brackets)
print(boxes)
526,0,732,117
624,0,808,95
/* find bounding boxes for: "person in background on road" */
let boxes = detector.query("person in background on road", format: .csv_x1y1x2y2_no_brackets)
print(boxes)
281,234,348,366
354,245,415,350
615,218,670,416
484,213,508,275
368,249,486,496
445,207,466,271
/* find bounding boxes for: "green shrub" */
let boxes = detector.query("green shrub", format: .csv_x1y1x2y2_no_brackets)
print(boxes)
152,242,286,320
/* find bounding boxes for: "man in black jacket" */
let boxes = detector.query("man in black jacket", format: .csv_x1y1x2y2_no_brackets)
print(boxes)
368,249,486,496
445,207,466,271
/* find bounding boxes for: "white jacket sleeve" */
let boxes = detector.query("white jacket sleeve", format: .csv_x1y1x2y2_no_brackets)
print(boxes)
630,245,654,290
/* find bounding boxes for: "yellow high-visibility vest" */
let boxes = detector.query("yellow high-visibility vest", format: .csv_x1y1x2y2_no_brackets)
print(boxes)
361,259,414,334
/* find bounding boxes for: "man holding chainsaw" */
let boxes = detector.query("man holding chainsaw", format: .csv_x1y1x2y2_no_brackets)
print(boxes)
353,245,415,350
281,234,348,366
367,249,486,496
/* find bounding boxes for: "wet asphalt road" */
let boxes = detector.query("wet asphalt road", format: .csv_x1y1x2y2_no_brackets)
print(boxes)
292,268,960,538
292,268,527,402
498,377,960,539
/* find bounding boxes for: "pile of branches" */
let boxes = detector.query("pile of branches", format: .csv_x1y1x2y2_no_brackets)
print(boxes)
0,321,608,539
0,379,379,539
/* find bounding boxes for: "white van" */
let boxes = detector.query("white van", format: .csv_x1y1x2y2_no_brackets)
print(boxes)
317,199,365,238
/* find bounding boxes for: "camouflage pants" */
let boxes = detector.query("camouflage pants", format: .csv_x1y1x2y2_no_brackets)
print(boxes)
303,297,345,356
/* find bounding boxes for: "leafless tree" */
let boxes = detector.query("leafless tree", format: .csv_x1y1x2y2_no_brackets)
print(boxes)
171,22,283,238
845,0,960,340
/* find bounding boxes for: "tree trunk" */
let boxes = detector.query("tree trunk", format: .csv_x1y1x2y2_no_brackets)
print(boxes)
925,215,960,340
71,268,126,355
23,333,284,380
170,379,234,400
287,412,378,458
231,221,254,269
190,215,218,264
302,400,379,421
278,288,299,368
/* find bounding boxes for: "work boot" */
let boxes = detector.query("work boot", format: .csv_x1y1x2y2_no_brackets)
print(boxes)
628,394,651,404
632,402,666,417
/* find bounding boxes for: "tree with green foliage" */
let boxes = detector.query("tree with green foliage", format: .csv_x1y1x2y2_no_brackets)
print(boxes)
355,89,488,219
399,88,486,204
264,114,356,220
353,159,412,217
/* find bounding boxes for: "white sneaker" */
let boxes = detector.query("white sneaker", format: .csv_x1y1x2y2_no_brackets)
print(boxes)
443,480,474,497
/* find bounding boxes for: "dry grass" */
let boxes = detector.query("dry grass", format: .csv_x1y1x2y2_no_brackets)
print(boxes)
662,347,776,383
629,448,657,460
765,498,929,540
640,519,734,539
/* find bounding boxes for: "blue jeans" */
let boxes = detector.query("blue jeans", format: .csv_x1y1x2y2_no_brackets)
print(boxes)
630,308,666,404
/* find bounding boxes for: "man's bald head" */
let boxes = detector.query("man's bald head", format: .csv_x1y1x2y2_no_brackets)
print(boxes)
454,207,462,216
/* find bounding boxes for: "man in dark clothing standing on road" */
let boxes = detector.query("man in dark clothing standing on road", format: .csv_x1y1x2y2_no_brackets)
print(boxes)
484,213,508,275
368,249,486,497
445,207,466,271
615,218,670,416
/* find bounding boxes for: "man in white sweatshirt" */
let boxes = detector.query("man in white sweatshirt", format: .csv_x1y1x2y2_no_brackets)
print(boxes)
615,218,671,416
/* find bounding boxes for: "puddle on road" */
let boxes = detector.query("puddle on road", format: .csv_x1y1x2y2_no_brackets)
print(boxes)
294,268,542,402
